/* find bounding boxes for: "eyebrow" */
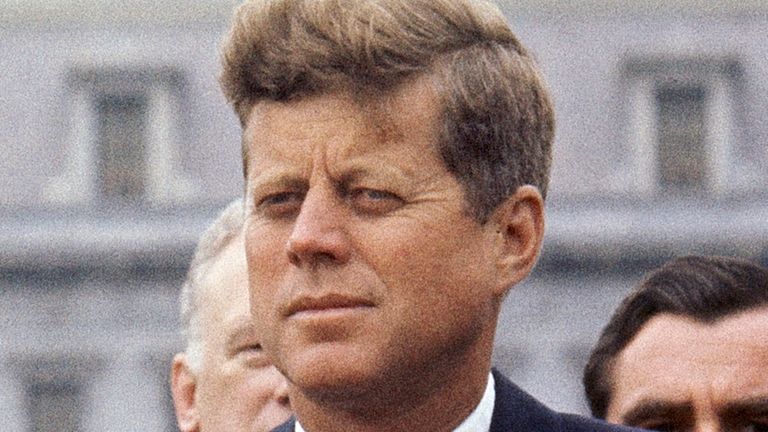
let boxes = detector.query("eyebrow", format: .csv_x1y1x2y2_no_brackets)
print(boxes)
721,396,768,419
251,163,416,196
248,172,307,197
620,399,693,427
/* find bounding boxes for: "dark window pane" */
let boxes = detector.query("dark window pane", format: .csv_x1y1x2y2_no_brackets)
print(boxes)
655,85,708,193
26,381,82,432
96,94,147,205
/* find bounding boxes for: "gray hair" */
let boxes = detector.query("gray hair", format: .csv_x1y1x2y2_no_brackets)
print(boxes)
179,199,245,371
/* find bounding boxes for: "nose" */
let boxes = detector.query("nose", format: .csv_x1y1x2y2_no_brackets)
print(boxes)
273,368,290,407
286,185,351,267
695,419,722,432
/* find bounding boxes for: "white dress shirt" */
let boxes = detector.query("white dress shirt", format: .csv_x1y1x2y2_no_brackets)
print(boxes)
295,372,496,432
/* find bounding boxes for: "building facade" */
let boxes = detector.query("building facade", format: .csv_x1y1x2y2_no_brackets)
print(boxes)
1,1,767,430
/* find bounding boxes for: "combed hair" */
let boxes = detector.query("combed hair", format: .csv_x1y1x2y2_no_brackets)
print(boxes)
220,0,554,222
583,255,768,419
179,199,245,371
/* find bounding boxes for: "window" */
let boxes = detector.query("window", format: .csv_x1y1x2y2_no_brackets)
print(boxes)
46,66,196,207
96,94,149,206
9,356,102,432
619,57,745,197
655,84,708,194
26,381,84,432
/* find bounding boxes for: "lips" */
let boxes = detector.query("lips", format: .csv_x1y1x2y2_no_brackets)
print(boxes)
285,293,375,317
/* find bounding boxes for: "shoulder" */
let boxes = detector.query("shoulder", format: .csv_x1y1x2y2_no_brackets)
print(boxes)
490,369,646,432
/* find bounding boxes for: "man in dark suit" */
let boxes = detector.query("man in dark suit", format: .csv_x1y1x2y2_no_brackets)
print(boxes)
218,1,644,430
584,255,768,432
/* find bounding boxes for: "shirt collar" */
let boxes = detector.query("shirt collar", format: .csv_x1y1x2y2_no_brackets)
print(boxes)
295,372,495,432
454,372,495,432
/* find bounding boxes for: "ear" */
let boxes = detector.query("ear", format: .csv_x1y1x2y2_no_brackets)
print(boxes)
171,353,201,432
487,185,545,297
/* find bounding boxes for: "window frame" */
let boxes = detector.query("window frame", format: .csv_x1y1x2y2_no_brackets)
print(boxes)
45,66,197,208
618,56,744,198
8,354,104,432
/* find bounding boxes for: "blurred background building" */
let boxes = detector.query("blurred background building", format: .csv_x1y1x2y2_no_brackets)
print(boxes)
1,1,767,430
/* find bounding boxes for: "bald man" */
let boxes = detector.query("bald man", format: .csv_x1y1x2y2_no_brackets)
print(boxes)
171,200,292,432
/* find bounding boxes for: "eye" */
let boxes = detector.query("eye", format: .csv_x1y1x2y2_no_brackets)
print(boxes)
239,342,262,352
257,191,304,217
745,422,768,432
348,188,404,215
260,191,301,206
236,343,271,368
641,422,679,432
629,418,679,432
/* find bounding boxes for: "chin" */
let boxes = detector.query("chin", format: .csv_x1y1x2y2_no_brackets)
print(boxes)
285,344,385,401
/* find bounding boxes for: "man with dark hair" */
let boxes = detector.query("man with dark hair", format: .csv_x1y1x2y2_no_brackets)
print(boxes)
584,255,768,432
220,0,642,431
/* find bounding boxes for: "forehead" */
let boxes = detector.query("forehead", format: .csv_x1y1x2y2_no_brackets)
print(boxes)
242,77,441,167
609,307,768,414
197,237,250,322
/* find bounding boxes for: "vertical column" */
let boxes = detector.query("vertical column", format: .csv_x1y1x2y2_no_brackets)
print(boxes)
0,358,27,432
146,83,195,206
707,76,731,195
45,89,96,204
146,84,173,204
628,78,658,196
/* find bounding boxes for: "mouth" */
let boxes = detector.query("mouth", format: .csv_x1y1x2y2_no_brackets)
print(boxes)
285,293,375,317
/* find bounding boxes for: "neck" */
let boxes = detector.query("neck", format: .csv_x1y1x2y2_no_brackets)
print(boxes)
290,328,495,432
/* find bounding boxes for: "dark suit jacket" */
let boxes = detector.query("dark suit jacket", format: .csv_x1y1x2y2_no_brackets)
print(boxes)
271,369,645,431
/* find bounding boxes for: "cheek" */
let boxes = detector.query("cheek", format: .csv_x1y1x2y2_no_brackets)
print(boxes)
363,221,490,316
240,378,276,406
202,374,275,429
246,226,287,299
356,218,452,271
245,227,291,359
233,370,286,414
197,369,242,410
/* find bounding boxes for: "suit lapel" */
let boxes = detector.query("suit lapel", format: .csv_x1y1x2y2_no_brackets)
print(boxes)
489,369,560,432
